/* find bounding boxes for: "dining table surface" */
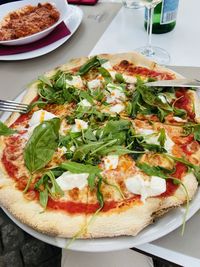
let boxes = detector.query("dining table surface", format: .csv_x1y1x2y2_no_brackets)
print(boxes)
0,0,200,266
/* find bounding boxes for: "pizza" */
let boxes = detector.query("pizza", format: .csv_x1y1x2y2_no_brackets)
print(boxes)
0,52,199,238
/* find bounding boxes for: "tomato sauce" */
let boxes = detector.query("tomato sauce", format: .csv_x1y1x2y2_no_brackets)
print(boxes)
160,162,187,197
2,153,18,179
175,90,195,120
113,61,175,80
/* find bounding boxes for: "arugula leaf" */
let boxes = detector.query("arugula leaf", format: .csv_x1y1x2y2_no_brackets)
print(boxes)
137,160,190,234
60,161,100,174
98,67,112,83
39,189,48,209
35,171,64,209
72,141,105,162
0,121,16,136
102,119,131,137
183,124,200,142
168,155,200,183
38,75,52,87
97,177,104,208
98,145,144,156
55,73,66,90
142,143,167,153
115,73,125,83
136,162,168,178
173,107,187,118
60,161,101,192
157,108,170,122
24,118,60,173
127,91,141,118
158,128,166,147
77,56,107,76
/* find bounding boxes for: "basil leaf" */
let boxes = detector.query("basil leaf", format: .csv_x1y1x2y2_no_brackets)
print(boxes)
77,56,107,76
0,121,16,136
24,118,60,173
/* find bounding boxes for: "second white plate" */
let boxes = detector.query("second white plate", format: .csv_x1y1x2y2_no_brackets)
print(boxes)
0,5,83,61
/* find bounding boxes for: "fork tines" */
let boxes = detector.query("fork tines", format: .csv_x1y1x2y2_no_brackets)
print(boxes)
0,100,28,113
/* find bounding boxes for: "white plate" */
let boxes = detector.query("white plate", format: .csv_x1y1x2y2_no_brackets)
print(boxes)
1,91,200,252
0,5,83,60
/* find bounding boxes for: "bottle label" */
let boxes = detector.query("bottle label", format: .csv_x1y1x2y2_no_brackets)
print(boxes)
160,0,179,24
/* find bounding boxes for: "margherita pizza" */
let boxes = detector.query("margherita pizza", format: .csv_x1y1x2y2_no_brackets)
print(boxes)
0,52,199,238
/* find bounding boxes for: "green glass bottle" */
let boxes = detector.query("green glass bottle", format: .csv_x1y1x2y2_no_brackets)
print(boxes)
145,0,179,34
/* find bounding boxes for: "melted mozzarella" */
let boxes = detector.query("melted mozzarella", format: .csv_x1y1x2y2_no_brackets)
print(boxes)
71,119,88,132
106,83,126,104
103,155,119,170
87,79,101,90
101,61,117,79
59,120,70,136
173,116,187,122
29,110,57,127
125,174,166,202
23,110,57,140
56,171,88,190
164,134,175,154
58,146,67,155
102,61,112,70
66,76,83,88
109,103,125,114
79,99,92,107
122,74,137,84
137,128,175,154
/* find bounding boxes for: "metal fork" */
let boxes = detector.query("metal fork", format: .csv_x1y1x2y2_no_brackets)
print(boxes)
0,100,29,113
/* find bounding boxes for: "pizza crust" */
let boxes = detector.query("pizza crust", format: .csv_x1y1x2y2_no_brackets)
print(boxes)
0,170,87,238
85,173,198,238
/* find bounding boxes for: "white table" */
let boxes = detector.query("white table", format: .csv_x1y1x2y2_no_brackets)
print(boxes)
91,0,200,67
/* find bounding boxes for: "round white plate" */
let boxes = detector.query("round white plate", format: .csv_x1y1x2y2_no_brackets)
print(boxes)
1,91,200,252
0,5,83,61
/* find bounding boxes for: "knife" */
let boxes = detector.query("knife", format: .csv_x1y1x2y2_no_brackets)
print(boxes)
145,79,200,88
